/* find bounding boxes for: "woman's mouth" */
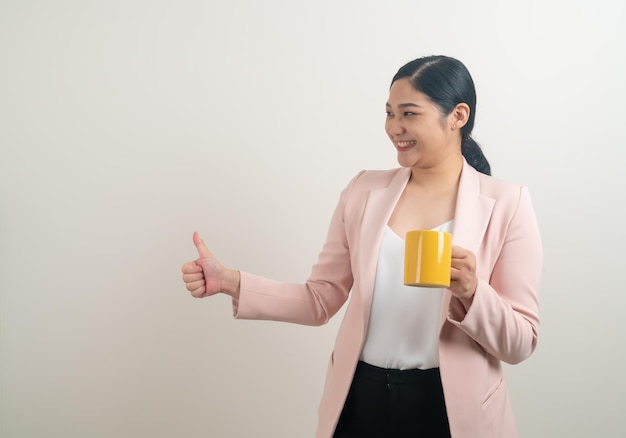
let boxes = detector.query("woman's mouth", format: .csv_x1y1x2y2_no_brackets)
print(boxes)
396,140,417,150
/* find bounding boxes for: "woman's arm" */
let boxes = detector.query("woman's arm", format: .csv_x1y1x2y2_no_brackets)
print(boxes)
448,186,543,364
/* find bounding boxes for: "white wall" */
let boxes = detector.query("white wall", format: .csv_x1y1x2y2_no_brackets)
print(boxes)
1,0,625,437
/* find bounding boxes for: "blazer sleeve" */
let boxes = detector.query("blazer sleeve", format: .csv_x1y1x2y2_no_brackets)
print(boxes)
231,172,364,326
448,186,542,364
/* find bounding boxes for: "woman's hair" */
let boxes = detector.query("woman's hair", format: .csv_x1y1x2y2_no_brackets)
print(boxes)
391,55,491,175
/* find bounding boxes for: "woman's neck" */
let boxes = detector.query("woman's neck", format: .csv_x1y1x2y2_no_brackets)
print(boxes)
409,154,464,191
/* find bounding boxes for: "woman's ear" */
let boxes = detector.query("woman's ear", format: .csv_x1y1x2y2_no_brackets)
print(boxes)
449,103,470,131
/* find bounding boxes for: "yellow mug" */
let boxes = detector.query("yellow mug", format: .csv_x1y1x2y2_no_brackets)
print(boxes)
404,230,452,287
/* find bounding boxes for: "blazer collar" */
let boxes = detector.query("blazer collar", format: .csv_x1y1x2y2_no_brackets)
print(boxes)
452,159,495,254
359,167,412,253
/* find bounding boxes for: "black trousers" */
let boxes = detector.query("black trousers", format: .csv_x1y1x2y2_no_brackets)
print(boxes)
333,361,451,438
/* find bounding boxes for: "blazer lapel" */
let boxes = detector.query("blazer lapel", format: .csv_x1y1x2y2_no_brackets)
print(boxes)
359,167,412,326
439,159,495,326
452,160,495,254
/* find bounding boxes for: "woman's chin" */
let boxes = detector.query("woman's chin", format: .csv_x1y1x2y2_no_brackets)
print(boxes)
396,152,417,168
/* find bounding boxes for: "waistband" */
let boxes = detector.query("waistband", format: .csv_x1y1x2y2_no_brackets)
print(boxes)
355,360,441,384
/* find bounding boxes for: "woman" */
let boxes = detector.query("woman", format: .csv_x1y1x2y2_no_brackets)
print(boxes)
182,55,542,438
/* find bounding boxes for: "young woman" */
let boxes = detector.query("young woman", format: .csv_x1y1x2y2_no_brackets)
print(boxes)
182,55,542,438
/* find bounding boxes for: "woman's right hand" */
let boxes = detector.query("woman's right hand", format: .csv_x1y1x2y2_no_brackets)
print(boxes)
181,231,240,299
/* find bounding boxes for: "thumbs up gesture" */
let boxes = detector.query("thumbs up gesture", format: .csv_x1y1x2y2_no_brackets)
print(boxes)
181,231,239,298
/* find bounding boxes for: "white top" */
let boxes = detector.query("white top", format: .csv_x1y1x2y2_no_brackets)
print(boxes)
360,220,454,370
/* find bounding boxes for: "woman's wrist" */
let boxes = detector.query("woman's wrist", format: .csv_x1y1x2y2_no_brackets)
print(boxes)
458,279,477,311
458,295,474,312
221,269,241,299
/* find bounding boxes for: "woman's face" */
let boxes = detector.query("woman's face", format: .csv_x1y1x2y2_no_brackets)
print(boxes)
385,78,459,170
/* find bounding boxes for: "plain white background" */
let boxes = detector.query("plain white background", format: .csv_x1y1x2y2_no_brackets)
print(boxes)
1,0,625,436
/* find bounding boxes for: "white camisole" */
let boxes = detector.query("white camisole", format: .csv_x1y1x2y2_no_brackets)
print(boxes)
359,220,454,370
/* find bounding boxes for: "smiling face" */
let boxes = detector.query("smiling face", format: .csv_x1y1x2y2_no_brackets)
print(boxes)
385,78,463,170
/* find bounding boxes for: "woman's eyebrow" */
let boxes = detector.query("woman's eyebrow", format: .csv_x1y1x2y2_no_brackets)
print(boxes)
385,102,423,108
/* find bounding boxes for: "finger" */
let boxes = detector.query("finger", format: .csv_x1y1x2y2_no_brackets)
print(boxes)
182,262,203,274
186,279,206,293
450,245,469,259
183,272,205,283
193,231,211,258
450,258,469,269
190,285,207,298
451,248,475,268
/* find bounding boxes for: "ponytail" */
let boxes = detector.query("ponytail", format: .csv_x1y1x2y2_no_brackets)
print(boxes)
461,136,491,176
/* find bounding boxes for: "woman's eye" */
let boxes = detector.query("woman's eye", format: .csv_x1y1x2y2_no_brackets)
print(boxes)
404,112,416,117
385,111,393,117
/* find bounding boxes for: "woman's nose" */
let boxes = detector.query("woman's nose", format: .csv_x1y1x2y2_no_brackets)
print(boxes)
387,118,406,136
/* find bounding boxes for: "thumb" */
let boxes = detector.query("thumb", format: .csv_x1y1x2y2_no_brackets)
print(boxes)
192,231,211,258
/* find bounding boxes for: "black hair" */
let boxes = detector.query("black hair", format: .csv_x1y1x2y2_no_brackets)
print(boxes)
391,55,491,175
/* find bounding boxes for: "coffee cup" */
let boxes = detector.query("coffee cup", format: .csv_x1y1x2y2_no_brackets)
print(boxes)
404,230,452,287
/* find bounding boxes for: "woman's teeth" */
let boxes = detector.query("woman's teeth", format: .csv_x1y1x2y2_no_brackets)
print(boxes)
398,140,417,147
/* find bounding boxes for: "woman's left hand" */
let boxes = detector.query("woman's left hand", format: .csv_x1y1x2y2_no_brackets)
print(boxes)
449,245,478,304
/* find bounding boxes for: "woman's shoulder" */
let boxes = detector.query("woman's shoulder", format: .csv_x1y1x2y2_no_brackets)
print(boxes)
347,168,407,189
478,172,522,193
475,171,535,214
336,168,406,206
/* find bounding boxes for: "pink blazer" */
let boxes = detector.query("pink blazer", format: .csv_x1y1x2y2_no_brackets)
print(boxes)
234,159,542,438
